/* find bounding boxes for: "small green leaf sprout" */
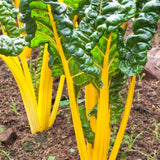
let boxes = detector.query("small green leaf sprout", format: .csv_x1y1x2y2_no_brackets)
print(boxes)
47,156,56,160
9,99,18,115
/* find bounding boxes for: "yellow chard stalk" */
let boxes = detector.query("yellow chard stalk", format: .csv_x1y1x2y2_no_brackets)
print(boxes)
85,84,98,160
49,74,65,128
0,55,41,133
92,33,112,160
37,44,54,131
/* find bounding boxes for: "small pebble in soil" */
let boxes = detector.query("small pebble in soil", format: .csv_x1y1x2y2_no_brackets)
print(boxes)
0,128,17,145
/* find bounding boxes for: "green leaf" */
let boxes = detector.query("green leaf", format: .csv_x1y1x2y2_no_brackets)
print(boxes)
69,148,75,153
70,0,90,19
64,0,82,9
47,156,56,160
0,0,20,37
0,0,27,56
79,105,95,146
59,98,85,106
88,105,97,119
109,71,127,124
19,0,137,89
118,1,160,76
19,0,37,42
135,0,151,16
0,35,26,56
91,29,127,124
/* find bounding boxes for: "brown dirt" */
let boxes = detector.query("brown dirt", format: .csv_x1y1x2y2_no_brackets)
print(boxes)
0,22,160,160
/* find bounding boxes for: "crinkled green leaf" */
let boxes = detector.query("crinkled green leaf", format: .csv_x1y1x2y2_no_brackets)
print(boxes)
0,0,27,56
136,0,151,16
109,71,127,124
118,1,160,76
19,0,94,86
88,105,97,119
48,43,64,77
0,0,20,37
71,0,90,19
64,0,82,9
19,0,37,42
79,105,95,146
0,35,26,56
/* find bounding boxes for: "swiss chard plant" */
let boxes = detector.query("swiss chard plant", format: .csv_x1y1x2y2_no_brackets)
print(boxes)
1,0,160,159
0,0,65,134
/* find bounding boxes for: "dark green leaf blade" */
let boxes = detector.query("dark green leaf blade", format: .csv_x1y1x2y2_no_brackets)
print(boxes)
118,1,160,76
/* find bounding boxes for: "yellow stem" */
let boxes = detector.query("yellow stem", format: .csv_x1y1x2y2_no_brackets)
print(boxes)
0,55,40,133
47,4,88,160
13,0,20,9
13,0,24,29
1,26,7,35
49,75,65,127
37,43,54,131
109,76,136,160
85,83,97,132
93,33,112,160
73,15,78,28
72,72,84,78
19,48,38,112
85,83,98,160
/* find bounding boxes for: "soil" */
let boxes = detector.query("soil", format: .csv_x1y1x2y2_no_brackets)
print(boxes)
0,22,160,160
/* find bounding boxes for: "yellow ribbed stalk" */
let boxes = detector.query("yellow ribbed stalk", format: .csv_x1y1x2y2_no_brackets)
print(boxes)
47,4,88,160
93,33,112,160
13,0,24,29
73,15,78,28
85,84,97,160
109,76,136,160
85,83,97,131
64,64,88,160
49,75,65,127
1,26,6,35
0,55,40,133
13,0,20,9
37,44,54,131
19,48,38,111
21,47,32,59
